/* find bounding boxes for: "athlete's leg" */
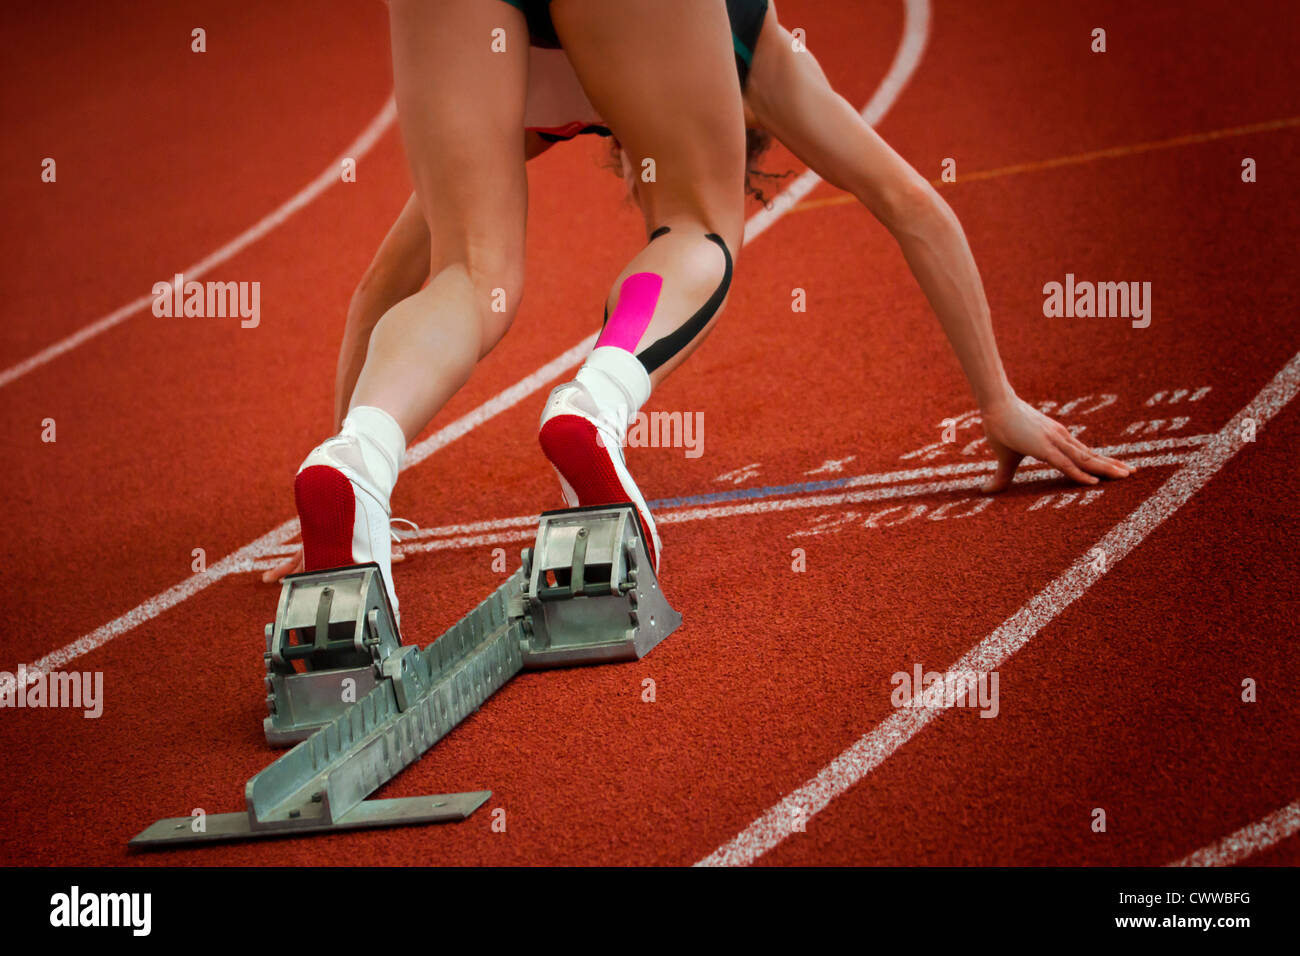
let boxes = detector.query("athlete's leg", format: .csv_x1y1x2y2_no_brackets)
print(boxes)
335,193,430,429
351,0,529,438
538,0,747,569
555,0,746,384
294,0,529,619
336,135,554,430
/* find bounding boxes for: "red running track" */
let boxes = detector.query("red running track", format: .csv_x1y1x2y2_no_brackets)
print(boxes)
1,0,1297,866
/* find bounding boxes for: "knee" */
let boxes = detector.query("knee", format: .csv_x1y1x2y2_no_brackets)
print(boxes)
469,257,525,357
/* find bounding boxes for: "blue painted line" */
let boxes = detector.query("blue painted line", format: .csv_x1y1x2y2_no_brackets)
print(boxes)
648,475,855,510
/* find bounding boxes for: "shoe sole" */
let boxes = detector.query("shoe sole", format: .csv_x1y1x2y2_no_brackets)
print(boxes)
294,464,356,571
538,414,660,571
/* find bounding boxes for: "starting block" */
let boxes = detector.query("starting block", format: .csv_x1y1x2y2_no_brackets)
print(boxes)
520,504,681,668
261,564,404,746
130,503,679,848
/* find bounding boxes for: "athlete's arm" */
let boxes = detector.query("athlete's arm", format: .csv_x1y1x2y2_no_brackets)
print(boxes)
744,5,1129,491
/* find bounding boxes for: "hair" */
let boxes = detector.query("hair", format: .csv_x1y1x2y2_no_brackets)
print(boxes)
739,128,794,207
607,128,793,208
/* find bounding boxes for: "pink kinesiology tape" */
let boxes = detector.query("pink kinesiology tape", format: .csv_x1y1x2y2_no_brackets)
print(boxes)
594,272,663,353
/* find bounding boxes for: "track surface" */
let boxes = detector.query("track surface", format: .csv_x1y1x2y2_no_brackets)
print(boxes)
2,0,1297,866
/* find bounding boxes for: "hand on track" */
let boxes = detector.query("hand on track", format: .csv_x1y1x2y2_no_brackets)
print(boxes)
980,395,1133,493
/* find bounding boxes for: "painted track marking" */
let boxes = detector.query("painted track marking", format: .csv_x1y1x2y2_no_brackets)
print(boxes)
254,448,1193,564
0,99,398,390
793,115,1300,215
1169,799,1300,866
697,348,1300,866
243,441,1198,565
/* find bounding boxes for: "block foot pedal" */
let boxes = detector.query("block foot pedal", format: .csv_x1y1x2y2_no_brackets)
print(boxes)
129,792,490,847
520,504,682,667
262,563,403,746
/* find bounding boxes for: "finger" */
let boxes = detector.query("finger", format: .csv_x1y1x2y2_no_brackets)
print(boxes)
1052,427,1108,460
1062,433,1094,458
1088,454,1132,477
261,551,302,584
1061,436,1132,477
1057,428,1096,457
982,450,1024,493
1045,442,1099,485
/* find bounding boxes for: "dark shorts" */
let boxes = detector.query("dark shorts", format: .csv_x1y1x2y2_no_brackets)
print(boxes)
501,0,768,87
500,0,563,49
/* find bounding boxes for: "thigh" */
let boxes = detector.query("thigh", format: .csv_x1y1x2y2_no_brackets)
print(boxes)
549,0,747,246
387,0,530,275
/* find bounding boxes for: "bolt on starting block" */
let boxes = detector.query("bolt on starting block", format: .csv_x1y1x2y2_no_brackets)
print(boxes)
129,503,680,848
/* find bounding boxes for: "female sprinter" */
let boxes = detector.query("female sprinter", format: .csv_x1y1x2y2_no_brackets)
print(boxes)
288,0,749,619
274,0,1131,615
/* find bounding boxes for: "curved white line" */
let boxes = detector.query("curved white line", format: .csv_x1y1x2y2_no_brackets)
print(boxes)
0,98,398,389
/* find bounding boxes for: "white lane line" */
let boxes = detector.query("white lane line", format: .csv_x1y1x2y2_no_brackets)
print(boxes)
10,523,294,684
0,98,398,390
659,450,1187,524
250,446,1197,563
850,434,1208,489
3,0,931,685
697,349,1300,866
1169,800,1300,866
374,436,1214,544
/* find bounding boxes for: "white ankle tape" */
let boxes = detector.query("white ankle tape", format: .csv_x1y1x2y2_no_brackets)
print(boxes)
575,346,652,428
341,405,407,495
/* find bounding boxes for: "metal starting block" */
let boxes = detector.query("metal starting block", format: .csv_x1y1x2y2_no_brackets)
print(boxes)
520,504,681,667
262,564,405,746
130,503,680,848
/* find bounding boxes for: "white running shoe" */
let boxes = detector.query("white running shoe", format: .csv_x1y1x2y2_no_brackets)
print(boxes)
294,428,401,620
538,378,662,572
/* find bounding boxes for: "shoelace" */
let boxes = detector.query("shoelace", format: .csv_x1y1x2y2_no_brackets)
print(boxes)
389,517,419,544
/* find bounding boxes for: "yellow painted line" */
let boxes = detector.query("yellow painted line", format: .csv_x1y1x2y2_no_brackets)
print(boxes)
789,115,1300,214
